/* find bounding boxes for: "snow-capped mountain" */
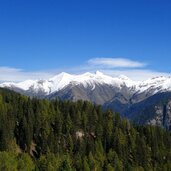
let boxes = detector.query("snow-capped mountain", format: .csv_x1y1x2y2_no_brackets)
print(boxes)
136,76,171,93
1,71,171,130
1,71,171,99
0,71,138,96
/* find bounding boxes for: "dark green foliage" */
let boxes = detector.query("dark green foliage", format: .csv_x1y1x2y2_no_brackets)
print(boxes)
0,88,171,170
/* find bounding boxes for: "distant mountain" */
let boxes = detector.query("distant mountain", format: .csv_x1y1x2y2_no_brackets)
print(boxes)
1,71,171,129
0,71,138,103
123,92,171,130
2,71,171,102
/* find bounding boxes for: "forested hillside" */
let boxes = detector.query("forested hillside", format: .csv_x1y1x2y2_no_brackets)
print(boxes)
0,88,171,171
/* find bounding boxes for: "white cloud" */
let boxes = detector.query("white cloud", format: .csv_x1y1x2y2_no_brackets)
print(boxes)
68,58,171,81
88,57,146,68
0,57,170,82
100,69,171,81
0,67,54,82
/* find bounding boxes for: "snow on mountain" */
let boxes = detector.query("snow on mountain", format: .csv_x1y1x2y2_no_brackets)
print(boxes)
118,75,139,88
49,71,127,90
136,76,171,93
0,71,129,94
49,72,75,92
0,79,52,94
1,71,171,97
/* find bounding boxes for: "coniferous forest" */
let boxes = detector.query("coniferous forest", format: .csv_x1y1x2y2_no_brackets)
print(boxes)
0,88,171,171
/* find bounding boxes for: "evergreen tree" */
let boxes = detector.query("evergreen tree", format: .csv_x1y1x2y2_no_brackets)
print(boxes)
0,88,170,170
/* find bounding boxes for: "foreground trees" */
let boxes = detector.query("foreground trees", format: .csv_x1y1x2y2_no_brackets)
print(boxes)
0,88,171,170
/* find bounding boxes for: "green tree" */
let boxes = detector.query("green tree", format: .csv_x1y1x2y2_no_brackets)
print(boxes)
17,153,35,171
83,157,90,171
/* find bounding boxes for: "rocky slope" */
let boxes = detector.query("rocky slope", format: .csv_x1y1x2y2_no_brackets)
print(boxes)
123,92,171,130
1,71,171,129
1,71,171,103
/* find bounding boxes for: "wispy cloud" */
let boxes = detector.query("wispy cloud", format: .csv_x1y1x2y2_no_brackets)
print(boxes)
0,57,170,82
100,69,171,81
69,57,170,80
88,58,146,68
0,67,54,82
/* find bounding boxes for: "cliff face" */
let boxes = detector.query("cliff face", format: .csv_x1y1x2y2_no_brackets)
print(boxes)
147,101,171,130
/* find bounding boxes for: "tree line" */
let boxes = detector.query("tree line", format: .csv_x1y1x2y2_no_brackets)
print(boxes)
0,88,170,170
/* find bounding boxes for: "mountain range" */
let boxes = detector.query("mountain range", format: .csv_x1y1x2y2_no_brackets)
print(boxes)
1,71,171,130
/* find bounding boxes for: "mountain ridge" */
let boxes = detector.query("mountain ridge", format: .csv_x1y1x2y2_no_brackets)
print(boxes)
1,71,171,105
1,72,171,130
1,71,171,98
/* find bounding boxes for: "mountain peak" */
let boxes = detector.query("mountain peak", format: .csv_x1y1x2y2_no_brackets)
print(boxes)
95,71,104,76
49,72,73,81
1,71,171,98
119,75,131,80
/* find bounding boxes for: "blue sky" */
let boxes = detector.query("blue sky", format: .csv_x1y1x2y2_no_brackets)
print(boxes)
0,0,171,81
